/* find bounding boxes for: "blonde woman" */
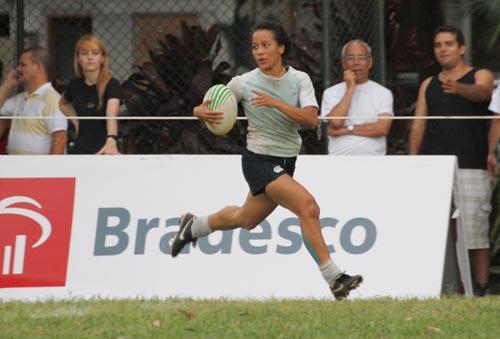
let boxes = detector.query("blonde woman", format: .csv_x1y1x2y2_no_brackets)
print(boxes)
60,35,123,154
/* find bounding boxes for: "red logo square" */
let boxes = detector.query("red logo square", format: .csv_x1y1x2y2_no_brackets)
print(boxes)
0,178,75,287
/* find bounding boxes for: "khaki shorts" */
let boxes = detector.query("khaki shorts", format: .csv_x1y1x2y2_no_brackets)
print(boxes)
454,169,492,249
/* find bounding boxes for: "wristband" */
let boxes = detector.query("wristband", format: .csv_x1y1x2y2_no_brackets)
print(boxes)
107,135,118,141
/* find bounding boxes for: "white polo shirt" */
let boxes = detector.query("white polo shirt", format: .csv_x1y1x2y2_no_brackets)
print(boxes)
321,80,393,155
0,83,67,154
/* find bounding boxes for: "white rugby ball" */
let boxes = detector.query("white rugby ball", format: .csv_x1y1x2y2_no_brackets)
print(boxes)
203,84,237,136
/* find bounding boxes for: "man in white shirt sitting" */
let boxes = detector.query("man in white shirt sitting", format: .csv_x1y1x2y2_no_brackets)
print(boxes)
321,40,393,155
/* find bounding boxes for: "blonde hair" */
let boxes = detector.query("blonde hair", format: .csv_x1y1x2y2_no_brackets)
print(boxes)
74,35,112,110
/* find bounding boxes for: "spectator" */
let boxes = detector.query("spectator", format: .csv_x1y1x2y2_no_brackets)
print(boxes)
487,83,500,174
59,35,123,154
320,39,393,155
408,25,495,296
0,48,67,154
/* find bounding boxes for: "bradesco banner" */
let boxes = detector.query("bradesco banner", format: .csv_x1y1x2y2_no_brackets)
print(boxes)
0,155,459,300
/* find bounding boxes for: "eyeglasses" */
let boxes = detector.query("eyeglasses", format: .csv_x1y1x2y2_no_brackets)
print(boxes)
342,54,371,62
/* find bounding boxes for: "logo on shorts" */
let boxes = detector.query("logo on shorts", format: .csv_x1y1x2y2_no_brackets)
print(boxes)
273,165,284,173
0,178,75,288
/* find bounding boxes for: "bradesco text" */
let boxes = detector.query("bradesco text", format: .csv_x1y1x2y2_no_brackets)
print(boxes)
93,208,377,256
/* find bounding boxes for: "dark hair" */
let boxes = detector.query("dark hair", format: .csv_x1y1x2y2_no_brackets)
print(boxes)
23,47,52,77
252,21,291,59
433,25,465,46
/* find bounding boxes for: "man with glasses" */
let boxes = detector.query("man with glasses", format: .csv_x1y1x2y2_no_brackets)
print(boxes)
320,39,393,155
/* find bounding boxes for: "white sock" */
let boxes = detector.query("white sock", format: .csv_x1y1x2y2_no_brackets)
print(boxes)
190,215,212,238
319,259,342,287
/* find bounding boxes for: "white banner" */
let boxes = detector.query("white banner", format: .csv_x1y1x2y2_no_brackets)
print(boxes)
0,155,470,300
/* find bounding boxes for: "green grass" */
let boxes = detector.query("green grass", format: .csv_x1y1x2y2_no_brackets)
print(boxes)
1,296,499,338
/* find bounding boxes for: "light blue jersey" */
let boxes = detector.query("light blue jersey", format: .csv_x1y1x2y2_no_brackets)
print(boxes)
227,66,318,157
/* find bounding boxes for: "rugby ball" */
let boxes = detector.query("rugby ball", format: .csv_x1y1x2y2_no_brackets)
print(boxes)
203,84,237,135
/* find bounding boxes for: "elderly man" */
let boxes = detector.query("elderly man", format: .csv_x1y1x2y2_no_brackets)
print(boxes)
0,48,67,154
321,39,393,155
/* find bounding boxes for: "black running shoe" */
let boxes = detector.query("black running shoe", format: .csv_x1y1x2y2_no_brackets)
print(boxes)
330,273,363,300
474,282,490,297
171,213,197,257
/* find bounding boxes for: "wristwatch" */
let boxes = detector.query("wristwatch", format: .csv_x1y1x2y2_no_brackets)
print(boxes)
347,125,355,134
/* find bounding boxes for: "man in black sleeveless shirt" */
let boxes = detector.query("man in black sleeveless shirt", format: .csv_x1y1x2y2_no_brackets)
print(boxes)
409,25,496,296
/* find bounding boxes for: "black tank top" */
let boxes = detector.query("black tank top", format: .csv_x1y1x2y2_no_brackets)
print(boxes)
420,69,490,169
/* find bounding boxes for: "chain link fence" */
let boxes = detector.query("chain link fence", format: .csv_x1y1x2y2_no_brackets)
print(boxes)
3,0,500,294
1,0,384,154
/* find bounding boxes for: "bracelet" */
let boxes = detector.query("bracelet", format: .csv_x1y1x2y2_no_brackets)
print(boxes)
107,135,118,141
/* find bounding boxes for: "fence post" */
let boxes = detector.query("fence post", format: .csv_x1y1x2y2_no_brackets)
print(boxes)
16,0,24,63
322,0,331,91
377,0,386,86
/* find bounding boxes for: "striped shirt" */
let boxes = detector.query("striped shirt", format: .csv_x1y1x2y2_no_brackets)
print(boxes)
0,83,67,154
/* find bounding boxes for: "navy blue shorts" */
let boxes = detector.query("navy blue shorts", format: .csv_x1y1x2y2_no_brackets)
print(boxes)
241,149,297,196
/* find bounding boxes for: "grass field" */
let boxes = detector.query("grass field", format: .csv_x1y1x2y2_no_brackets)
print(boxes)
1,296,499,338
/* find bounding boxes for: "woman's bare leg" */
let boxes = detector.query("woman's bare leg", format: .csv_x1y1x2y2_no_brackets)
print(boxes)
208,192,278,231
264,174,330,264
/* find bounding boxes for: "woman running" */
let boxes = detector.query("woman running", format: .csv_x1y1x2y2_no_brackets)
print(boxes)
171,22,362,299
